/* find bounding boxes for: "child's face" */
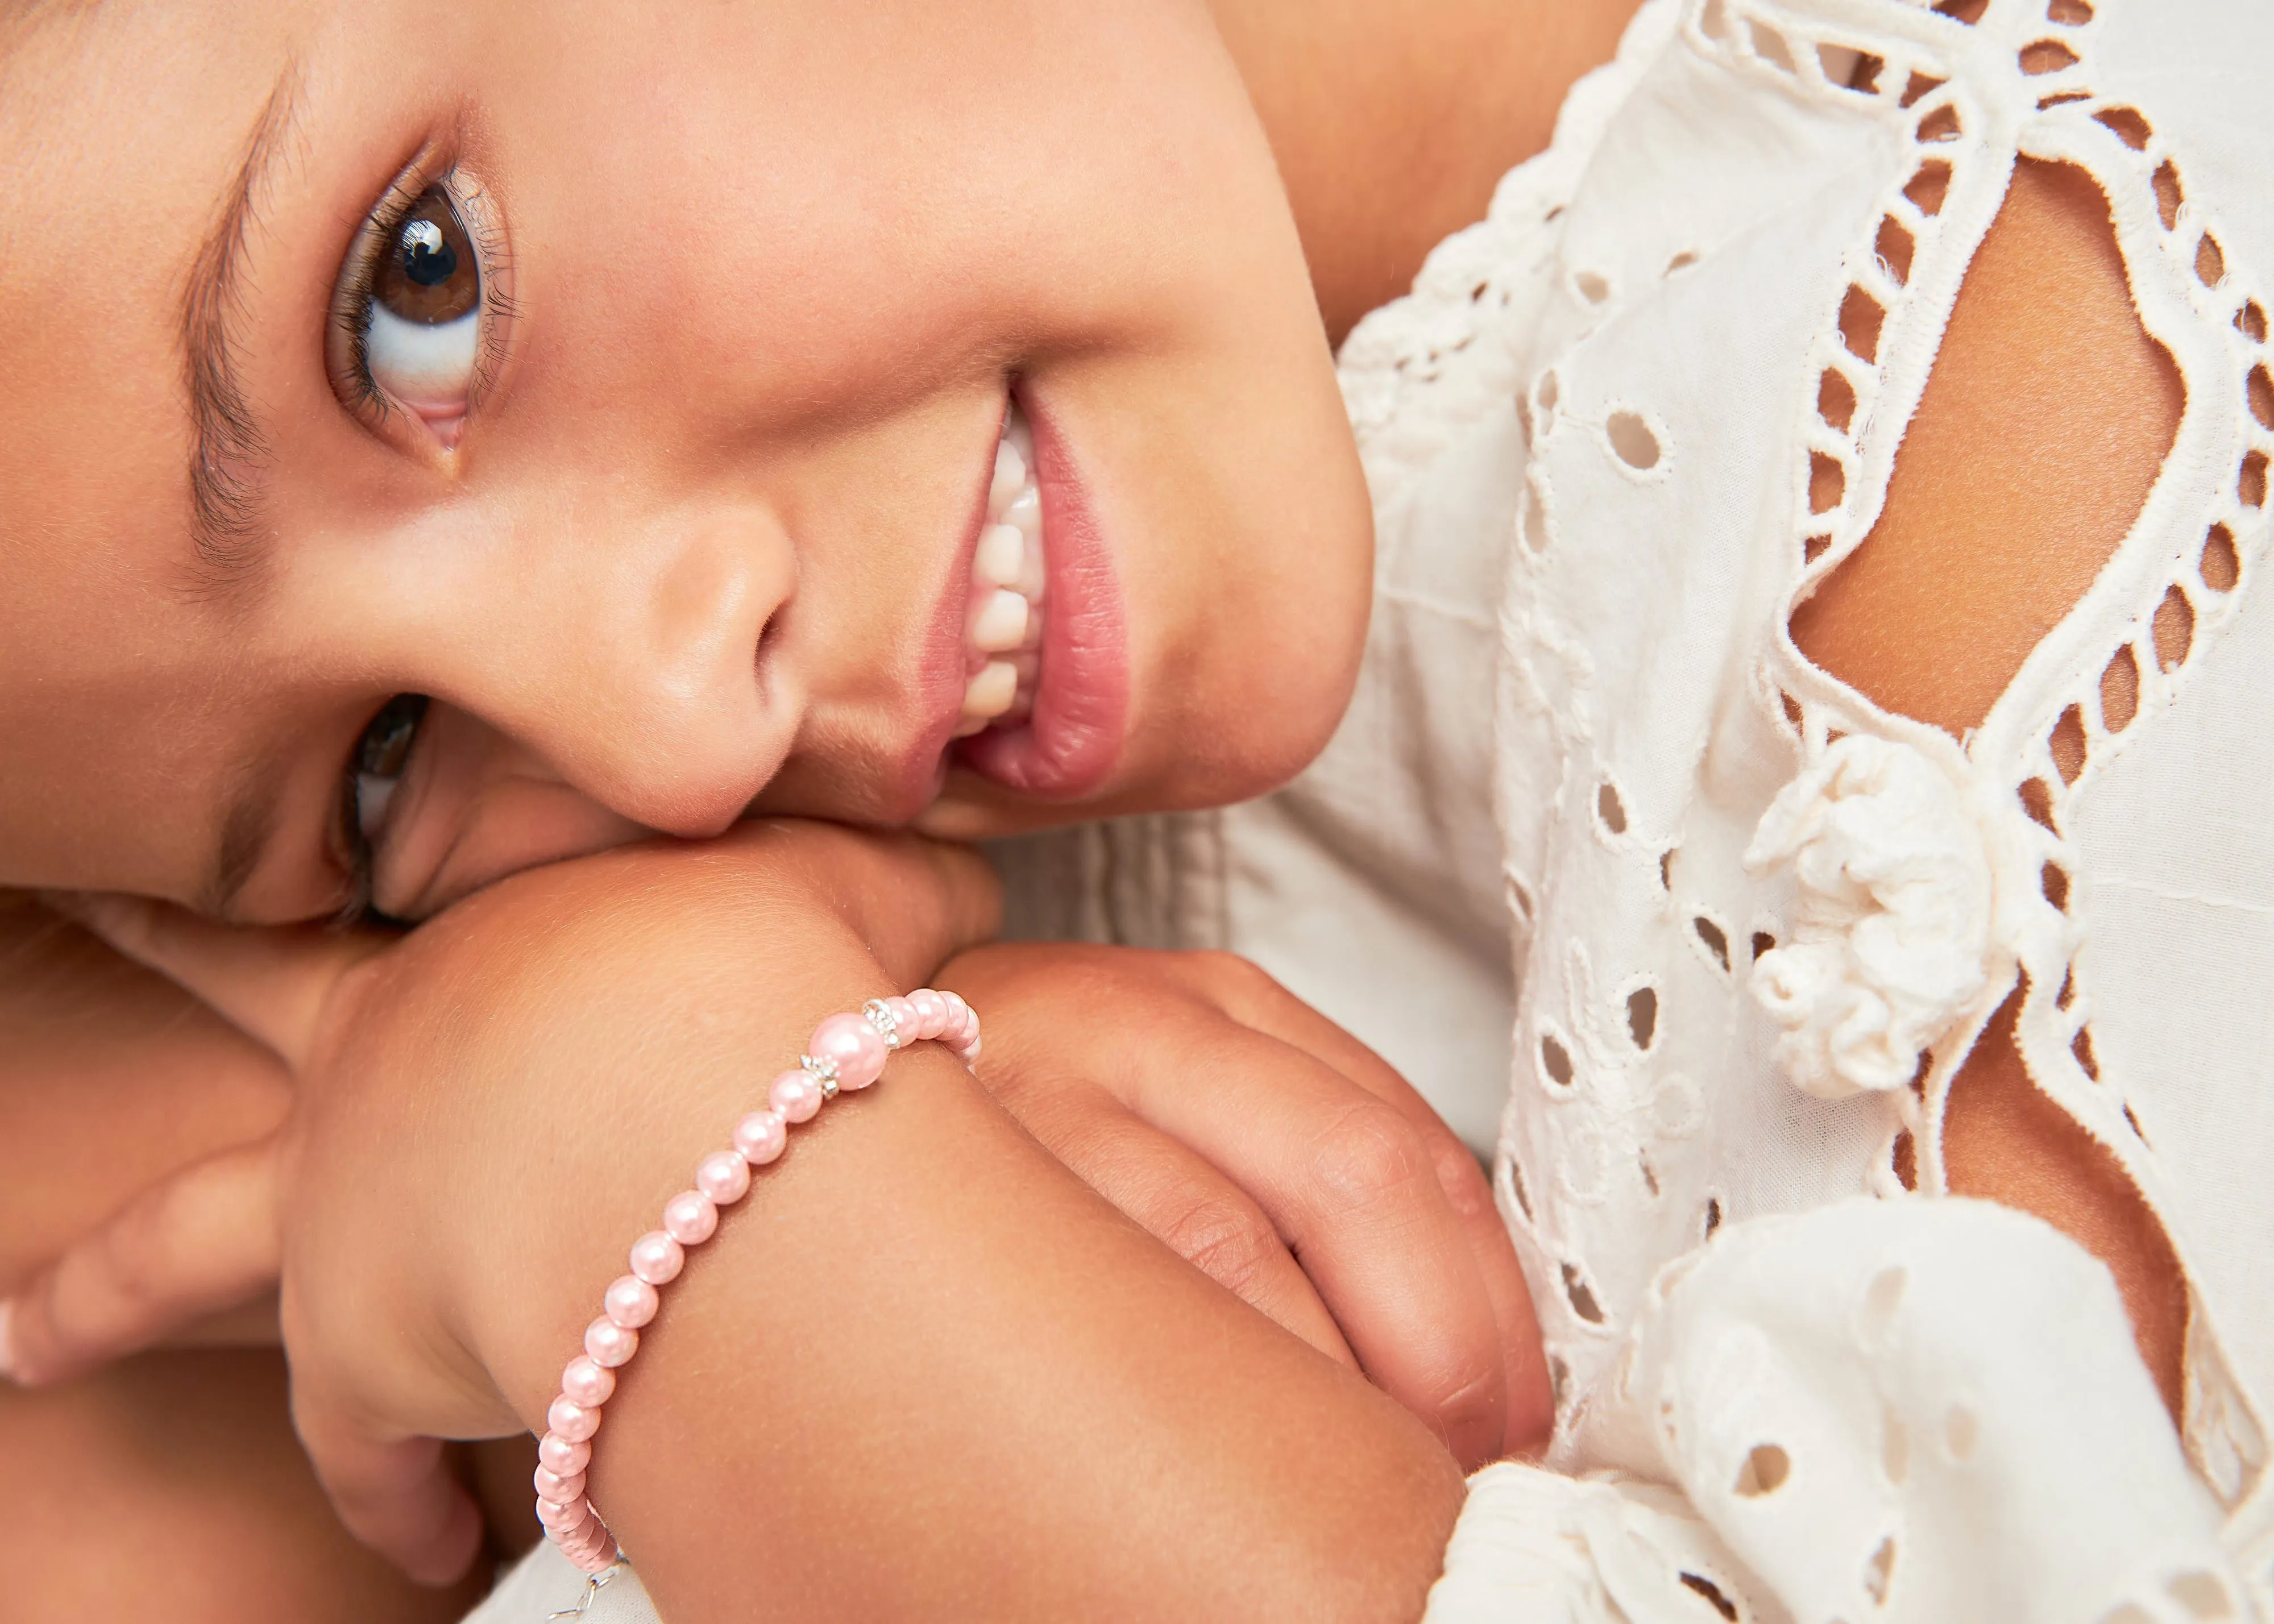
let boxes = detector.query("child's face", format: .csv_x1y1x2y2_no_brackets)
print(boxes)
0,0,1370,921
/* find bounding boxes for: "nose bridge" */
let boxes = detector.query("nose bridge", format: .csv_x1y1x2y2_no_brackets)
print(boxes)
427,494,800,838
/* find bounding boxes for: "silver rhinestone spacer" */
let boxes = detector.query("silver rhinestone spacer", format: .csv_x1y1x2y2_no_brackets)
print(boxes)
862,998,902,1050
802,1053,840,1101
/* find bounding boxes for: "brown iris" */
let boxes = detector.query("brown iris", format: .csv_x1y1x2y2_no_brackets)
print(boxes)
374,188,478,325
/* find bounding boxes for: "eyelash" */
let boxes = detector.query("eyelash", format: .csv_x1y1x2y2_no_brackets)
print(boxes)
328,160,517,428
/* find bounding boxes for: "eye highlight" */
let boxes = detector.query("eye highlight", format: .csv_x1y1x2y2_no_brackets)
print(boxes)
330,164,509,447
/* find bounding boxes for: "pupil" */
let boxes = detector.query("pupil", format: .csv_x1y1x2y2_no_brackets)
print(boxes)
401,219,457,288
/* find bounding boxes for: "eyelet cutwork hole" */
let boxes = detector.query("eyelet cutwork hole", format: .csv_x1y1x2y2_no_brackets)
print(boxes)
1819,368,1858,431
2043,862,2072,911
1875,217,1916,286
2074,1026,2102,1079
2196,235,2227,288
1747,19,1798,73
2249,365,2274,429
2167,1571,2236,1619
1693,916,1732,973
1899,72,1945,109
2238,302,2268,343
2240,453,2267,508
1575,269,1612,305
1750,930,1776,961
1539,1032,1575,1090
1733,1443,1790,1497
1680,1573,1740,1621
1935,0,1987,20
2058,967,2078,1008
1904,160,1952,216
2051,705,2088,783
1608,410,1663,470
1864,1536,1897,1606
2153,161,2185,230
2100,645,2140,732
1837,288,1892,357
1520,481,1550,553
1703,1196,1724,1238
1507,1157,1533,1221
2019,39,2079,74
1840,50,1885,94
1660,849,1675,890
2048,0,2094,21
1667,250,1701,275
2021,777,2057,830
2094,106,2152,152
1916,104,1964,143
1780,691,1804,729
1805,534,1832,563
1561,1261,1606,1324
1811,451,1848,513
2202,525,2241,592
2154,587,2194,670
1944,1405,1979,1460
2123,1102,2148,1141
1597,781,1629,834
1628,986,1660,1049
1640,1153,1661,1198
1549,1355,1571,1409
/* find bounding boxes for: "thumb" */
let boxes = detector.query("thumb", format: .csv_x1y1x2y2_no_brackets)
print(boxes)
1,1134,284,1385
293,1382,487,1588
41,891,390,1072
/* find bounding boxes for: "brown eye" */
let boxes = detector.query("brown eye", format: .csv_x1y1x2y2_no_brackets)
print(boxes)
375,189,478,325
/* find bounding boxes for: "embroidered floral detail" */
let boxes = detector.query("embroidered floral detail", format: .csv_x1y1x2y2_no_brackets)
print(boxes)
1742,736,1995,1099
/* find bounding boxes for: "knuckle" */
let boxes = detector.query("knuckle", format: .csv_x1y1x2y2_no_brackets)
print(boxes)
1161,1196,1284,1296
1308,1102,1432,1214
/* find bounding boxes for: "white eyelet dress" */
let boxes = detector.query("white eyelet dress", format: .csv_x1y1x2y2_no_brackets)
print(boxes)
1007,0,2274,1618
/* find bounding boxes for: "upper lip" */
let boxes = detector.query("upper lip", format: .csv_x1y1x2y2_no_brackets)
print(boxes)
883,404,1005,818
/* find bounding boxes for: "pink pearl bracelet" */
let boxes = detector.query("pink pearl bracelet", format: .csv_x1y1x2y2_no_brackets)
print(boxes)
534,988,980,1579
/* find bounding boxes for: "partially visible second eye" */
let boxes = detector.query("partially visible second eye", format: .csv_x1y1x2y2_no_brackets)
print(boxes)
363,187,482,438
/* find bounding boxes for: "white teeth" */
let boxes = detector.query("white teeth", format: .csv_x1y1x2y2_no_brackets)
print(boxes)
957,401,1047,736
976,524,1025,588
969,588,1030,653
989,442,1027,513
962,659,1017,719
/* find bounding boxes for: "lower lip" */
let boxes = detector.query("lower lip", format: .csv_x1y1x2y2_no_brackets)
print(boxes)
954,391,1130,800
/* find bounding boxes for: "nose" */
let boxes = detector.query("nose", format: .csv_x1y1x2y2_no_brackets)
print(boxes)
417,500,802,838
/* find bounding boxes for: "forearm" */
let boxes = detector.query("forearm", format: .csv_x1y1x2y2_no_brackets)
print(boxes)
411,846,1463,1622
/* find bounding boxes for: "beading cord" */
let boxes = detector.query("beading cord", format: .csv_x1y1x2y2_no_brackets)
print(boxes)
530,987,981,1588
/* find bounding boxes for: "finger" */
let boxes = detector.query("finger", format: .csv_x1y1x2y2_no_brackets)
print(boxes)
1117,1022,1510,1471
1188,958,1555,1450
40,892,384,1069
994,1073,1356,1368
293,1385,485,1588
0,1135,283,1385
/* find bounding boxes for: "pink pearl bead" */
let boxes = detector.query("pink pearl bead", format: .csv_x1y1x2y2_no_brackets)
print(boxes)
547,1396,601,1442
561,1355,615,1407
628,1230,684,1285
906,987,950,1038
770,1069,823,1124
536,1496,586,1530
734,1108,787,1165
696,1149,751,1204
809,1011,889,1091
534,1464,586,1503
567,1533,618,1575
883,995,917,1037
603,1274,659,1330
958,1032,983,1064
584,1316,638,1368
662,1189,718,1245
537,1432,591,1476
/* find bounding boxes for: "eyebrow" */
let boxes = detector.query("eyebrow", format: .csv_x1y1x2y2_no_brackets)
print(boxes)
181,67,300,597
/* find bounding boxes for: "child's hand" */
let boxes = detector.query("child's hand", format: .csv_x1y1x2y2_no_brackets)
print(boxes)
1,822,998,1583
938,942,1551,1469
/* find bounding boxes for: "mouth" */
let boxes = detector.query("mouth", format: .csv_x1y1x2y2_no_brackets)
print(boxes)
943,392,1129,801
